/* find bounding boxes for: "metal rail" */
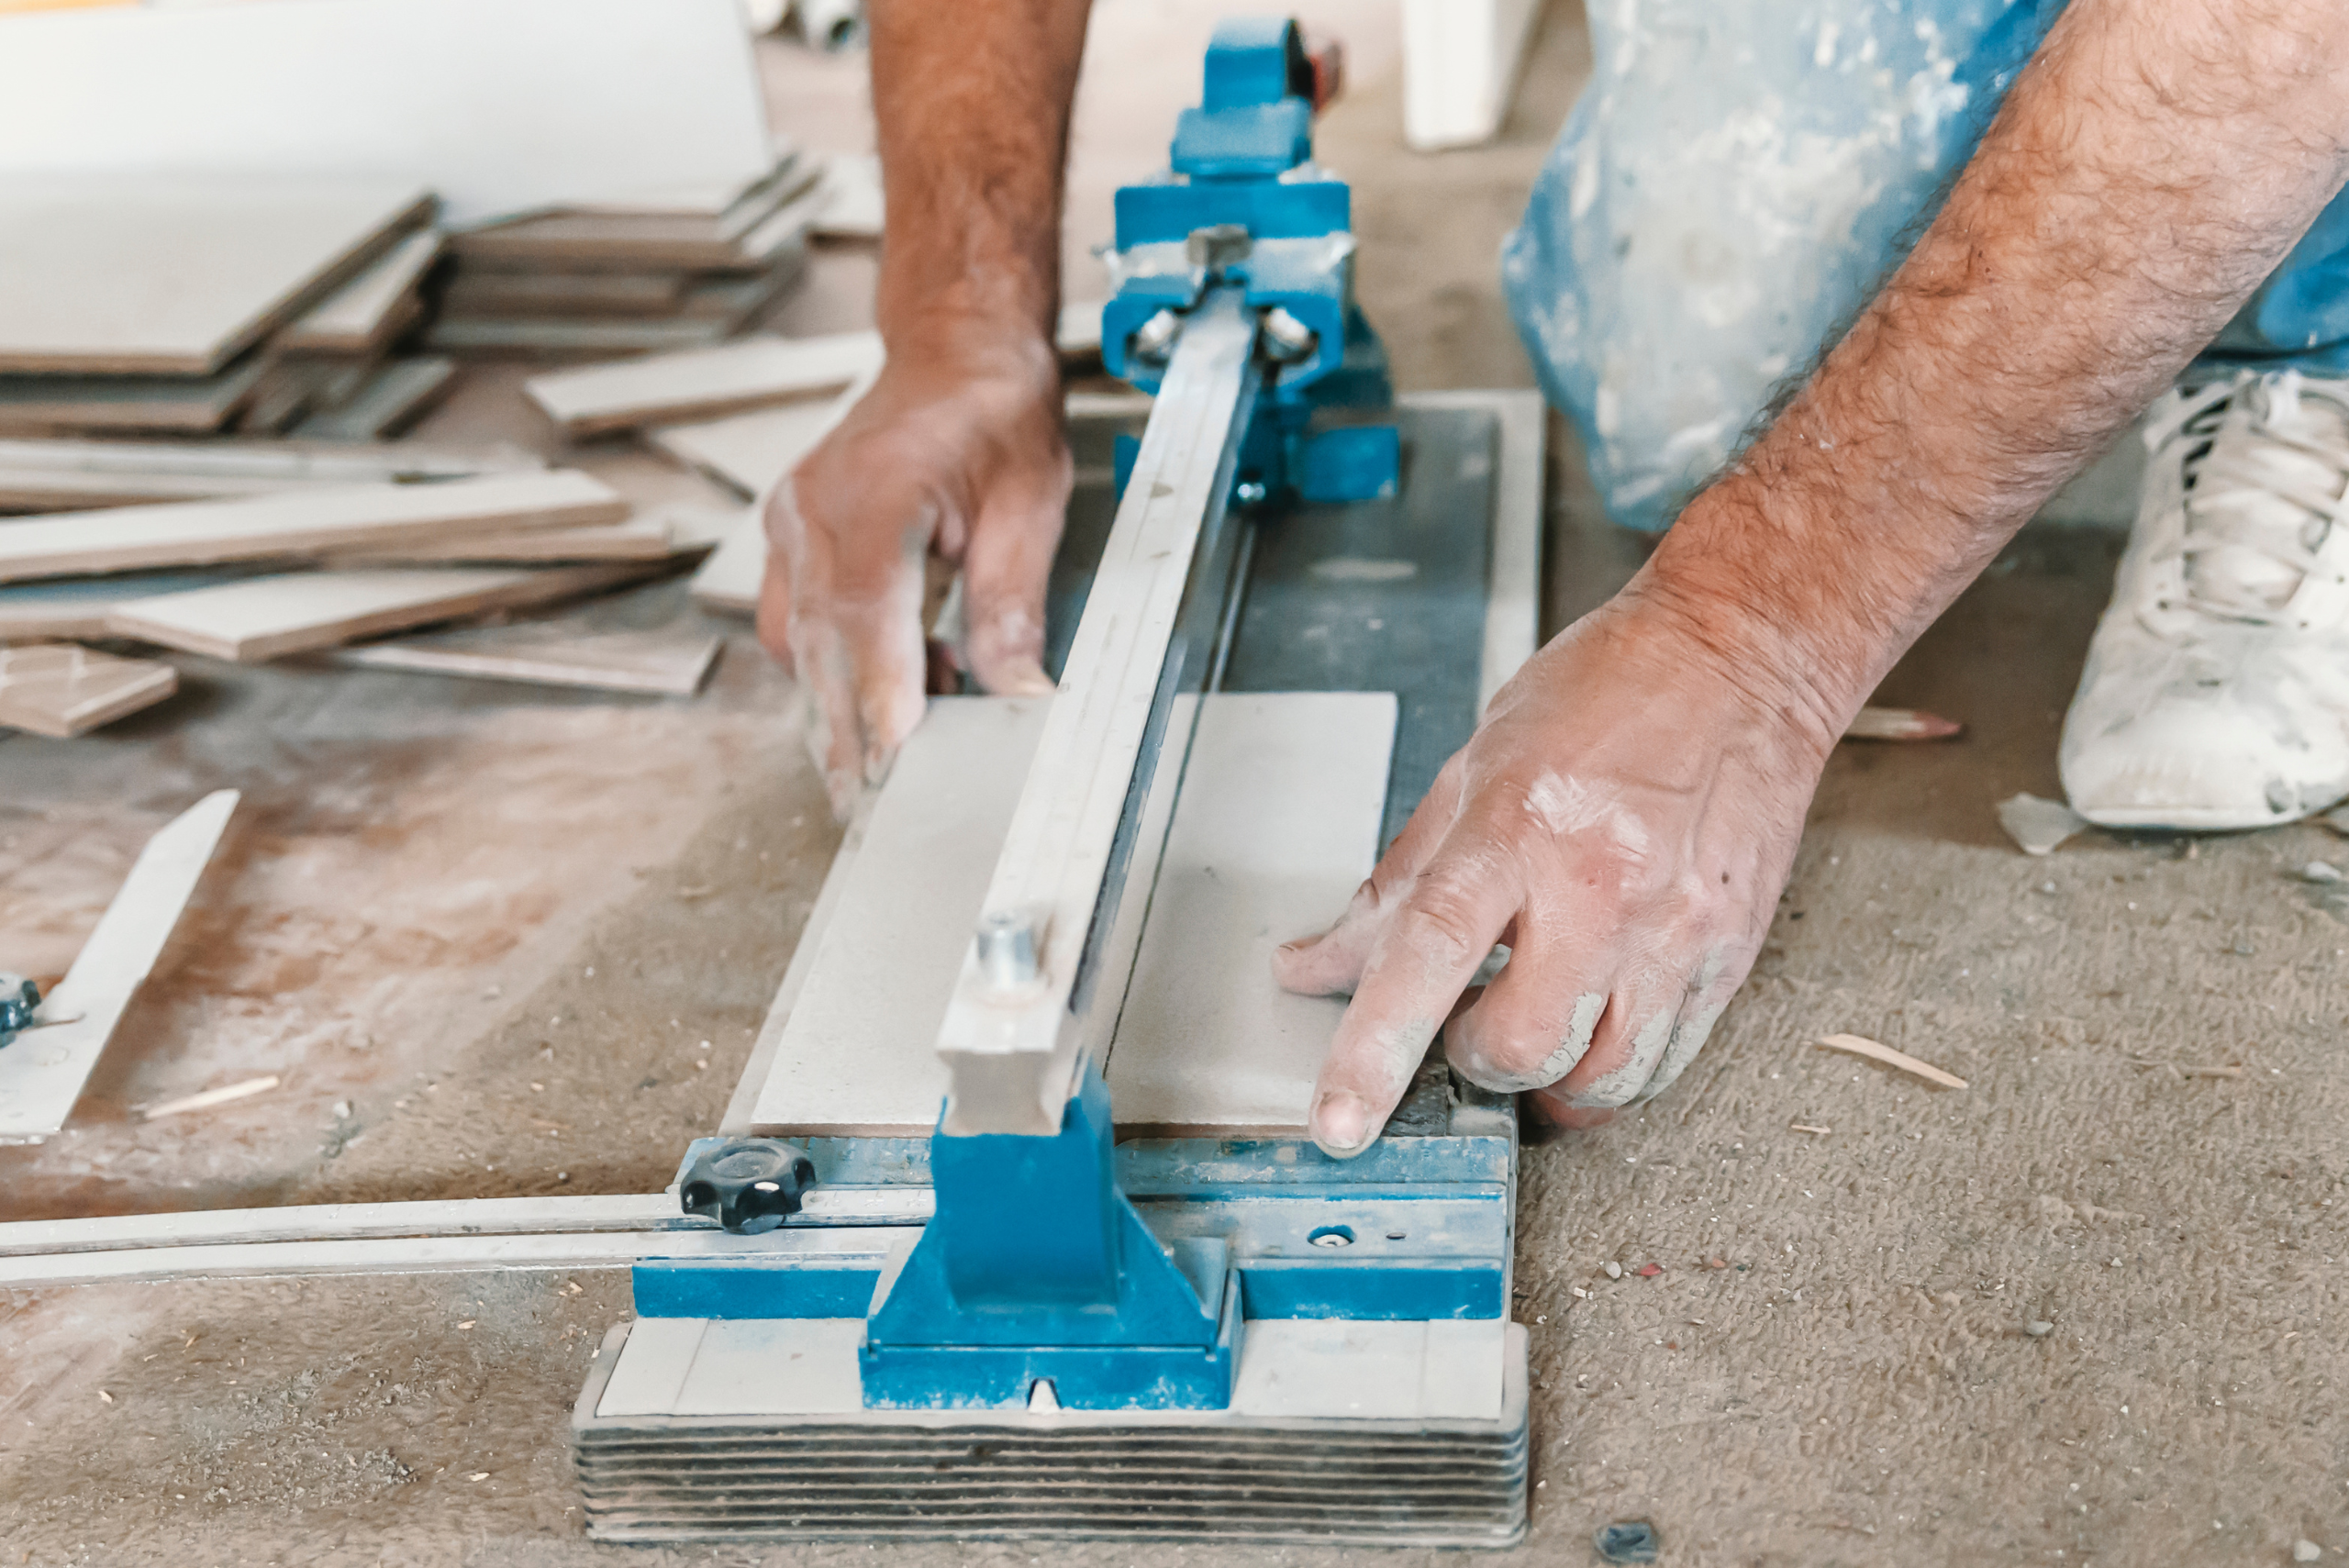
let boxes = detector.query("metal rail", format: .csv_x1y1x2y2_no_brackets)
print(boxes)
934,289,1263,1136
0,1189,929,1261
0,1222,903,1291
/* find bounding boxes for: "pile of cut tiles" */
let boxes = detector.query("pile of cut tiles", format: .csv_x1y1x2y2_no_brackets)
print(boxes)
427,146,836,358
0,174,457,442
0,457,740,735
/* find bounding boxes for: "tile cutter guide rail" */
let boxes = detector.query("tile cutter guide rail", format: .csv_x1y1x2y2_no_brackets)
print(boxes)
571,18,1538,1548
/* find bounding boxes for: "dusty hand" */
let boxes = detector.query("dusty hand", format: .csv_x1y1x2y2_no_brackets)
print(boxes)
1273,590,1838,1155
759,334,1070,813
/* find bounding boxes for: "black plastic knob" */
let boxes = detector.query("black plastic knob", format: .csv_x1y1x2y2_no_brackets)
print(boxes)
679,1139,818,1234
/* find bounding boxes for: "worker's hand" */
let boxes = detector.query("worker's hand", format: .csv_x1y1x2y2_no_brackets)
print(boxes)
759,333,1070,814
1273,589,1840,1155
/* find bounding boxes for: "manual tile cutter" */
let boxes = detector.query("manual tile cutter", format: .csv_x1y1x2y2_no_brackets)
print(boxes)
572,18,1534,1546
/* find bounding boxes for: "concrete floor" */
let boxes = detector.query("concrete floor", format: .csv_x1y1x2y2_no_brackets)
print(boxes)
4,5,2345,1565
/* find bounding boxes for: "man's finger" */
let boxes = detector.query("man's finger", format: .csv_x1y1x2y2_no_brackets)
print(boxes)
1443,926,1618,1094
957,459,1068,696
791,614,878,816
833,527,932,795
1542,964,1690,1110
1306,840,1522,1158
1273,758,1464,997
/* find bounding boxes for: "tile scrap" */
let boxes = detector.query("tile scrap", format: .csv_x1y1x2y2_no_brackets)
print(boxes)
0,175,433,375
0,434,540,513
0,644,177,737
0,470,628,584
1817,1032,1969,1090
0,791,239,1143
435,150,824,359
809,152,883,239
107,562,655,662
338,625,724,697
525,329,883,436
1996,791,2087,856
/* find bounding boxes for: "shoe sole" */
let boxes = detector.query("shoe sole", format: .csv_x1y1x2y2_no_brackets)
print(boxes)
2071,804,2320,831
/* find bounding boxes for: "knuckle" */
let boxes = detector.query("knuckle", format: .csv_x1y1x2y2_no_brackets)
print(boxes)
1459,1029,1568,1090
1391,887,1486,969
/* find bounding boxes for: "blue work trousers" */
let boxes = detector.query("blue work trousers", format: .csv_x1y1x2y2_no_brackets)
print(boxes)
1503,1,2349,531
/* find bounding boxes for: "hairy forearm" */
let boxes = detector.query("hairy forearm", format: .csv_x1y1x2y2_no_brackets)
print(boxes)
1636,0,2349,744
868,0,1091,359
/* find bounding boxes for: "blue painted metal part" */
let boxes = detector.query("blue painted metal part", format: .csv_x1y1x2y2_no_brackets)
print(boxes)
1200,14,1311,108
1100,16,1397,506
633,1261,881,1320
633,1128,1513,1336
859,1065,1240,1411
1240,1260,1506,1320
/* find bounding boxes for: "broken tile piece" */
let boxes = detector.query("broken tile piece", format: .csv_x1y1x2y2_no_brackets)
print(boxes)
0,642,177,737
1997,792,2087,856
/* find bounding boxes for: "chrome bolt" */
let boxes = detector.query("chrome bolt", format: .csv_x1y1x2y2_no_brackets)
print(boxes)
1260,306,1318,363
974,910,1041,991
1130,308,1183,363
1234,479,1269,506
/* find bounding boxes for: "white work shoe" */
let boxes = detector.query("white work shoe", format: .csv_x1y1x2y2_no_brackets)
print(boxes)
2060,370,2349,829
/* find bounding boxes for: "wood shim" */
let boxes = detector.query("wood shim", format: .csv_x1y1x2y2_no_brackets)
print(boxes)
278,228,445,355
140,1074,279,1121
0,176,433,374
0,643,176,736
1817,1033,1969,1090
0,790,238,1144
0,470,625,584
106,562,651,662
340,625,722,697
525,330,882,436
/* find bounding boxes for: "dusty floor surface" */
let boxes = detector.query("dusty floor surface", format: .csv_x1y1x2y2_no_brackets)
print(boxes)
4,6,2345,1565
